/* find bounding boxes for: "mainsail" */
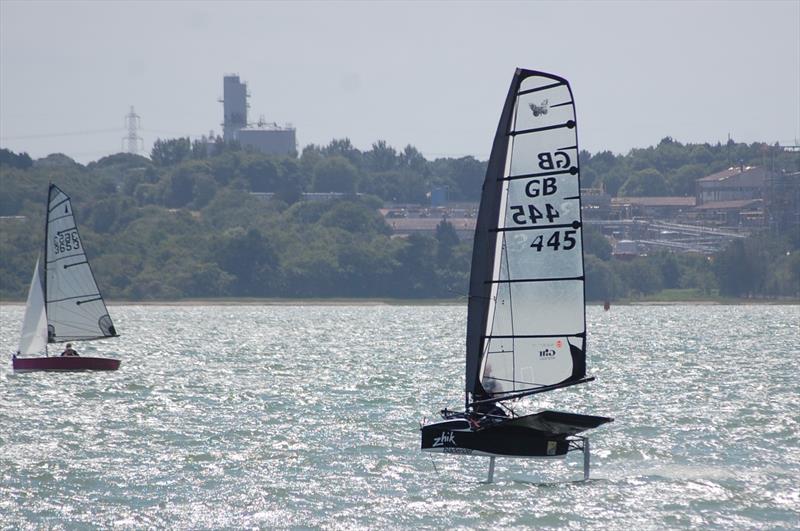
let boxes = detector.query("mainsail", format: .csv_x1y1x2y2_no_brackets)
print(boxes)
466,69,586,403
44,184,117,342
17,258,48,356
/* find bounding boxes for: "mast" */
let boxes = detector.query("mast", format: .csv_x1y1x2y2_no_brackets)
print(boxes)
465,71,522,407
43,184,52,353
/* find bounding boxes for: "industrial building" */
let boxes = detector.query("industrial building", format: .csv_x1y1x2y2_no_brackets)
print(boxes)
220,74,296,156
239,122,297,156
221,75,248,142
696,165,768,205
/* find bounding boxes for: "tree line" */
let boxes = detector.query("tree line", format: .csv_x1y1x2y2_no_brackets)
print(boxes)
0,137,797,301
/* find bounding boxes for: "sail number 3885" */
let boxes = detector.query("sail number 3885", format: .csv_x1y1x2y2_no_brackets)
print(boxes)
53,231,80,255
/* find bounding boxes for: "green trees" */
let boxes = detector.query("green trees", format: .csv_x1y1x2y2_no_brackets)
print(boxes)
584,255,622,301
435,220,460,266
715,240,755,297
429,156,485,201
271,159,303,204
582,137,798,198
312,156,359,194
213,228,278,295
668,163,706,196
319,201,390,235
322,138,362,167
0,148,33,169
163,161,215,208
361,170,428,203
713,235,798,298
396,233,437,297
0,168,29,215
0,136,797,302
583,225,612,260
365,140,397,172
242,157,279,193
619,168,668,196
150,138,192,166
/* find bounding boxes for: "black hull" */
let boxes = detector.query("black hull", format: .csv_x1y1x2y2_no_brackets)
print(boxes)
420,410,612,458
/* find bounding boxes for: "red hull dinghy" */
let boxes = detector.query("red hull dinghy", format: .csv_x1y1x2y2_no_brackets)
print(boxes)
12,184,120,372
12,356,120,372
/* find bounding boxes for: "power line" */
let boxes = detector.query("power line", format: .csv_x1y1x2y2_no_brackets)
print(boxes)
0,128,123,140
140,128,207,139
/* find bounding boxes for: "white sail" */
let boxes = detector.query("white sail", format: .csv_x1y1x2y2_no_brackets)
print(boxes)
478,72,585,395
17,258,48,356
45,185,117,342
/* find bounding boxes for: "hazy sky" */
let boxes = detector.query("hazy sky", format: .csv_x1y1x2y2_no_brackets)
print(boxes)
1,0,798,164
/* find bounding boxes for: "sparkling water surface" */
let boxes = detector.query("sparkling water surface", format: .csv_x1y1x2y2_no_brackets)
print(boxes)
1,304,798,529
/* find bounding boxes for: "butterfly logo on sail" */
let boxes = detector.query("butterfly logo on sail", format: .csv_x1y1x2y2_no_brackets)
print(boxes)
529,99,549,117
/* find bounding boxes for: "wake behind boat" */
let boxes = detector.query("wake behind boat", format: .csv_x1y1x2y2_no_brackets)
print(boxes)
12,184,120,372
420,69,612,481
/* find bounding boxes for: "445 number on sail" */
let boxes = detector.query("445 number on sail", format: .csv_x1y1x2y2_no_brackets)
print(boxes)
530,230,577,252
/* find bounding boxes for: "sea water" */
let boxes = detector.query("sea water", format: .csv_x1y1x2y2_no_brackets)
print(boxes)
0,304,798,529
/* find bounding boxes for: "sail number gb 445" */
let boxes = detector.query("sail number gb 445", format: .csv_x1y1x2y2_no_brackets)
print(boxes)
507,175,579,252
507,175,579,251
509,177,560,226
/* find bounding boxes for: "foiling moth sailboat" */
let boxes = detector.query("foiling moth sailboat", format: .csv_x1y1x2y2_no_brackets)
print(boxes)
420,69,612,481
12,184,120,371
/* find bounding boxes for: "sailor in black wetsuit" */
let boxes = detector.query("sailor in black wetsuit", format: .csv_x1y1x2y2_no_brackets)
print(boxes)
470,393,508,427
61,343,79,357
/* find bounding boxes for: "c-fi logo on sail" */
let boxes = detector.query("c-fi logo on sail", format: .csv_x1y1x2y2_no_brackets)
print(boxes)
433,431,457,447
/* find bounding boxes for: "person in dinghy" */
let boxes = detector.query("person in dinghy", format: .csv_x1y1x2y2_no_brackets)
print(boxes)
61,343,79,357
466,370,508,427
467,397,508,428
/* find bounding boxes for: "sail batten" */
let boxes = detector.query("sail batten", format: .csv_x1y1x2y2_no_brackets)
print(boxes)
487,276,585,284
510,122,576,136
500,169,577,181
466,69,587,401
491,222,581,233
485,333,585,339
518,82,565,95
